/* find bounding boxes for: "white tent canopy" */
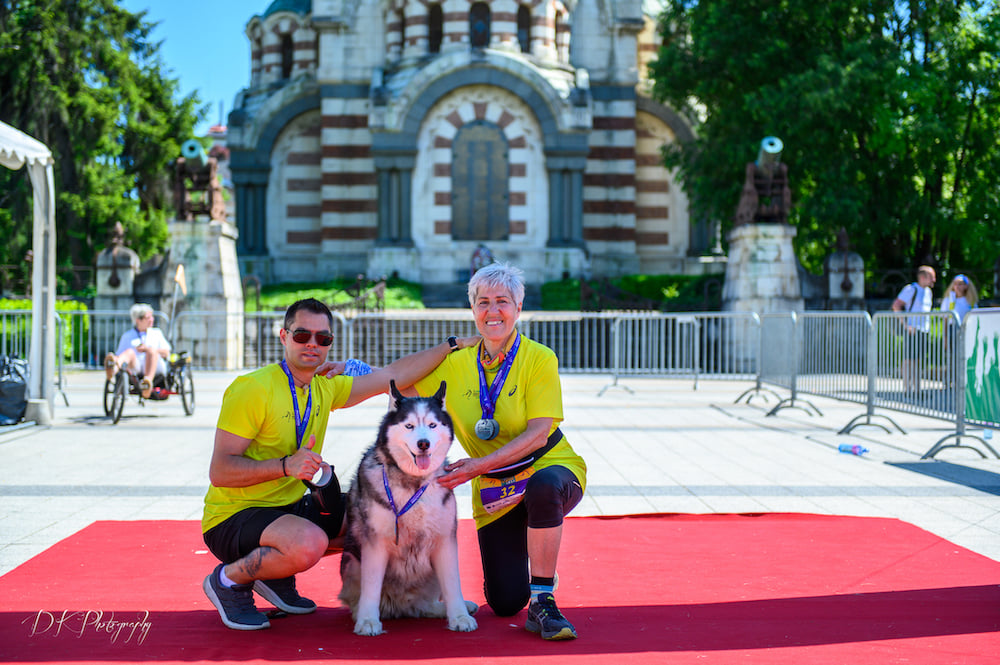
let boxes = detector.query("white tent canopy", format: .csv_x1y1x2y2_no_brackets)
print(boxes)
0,121,56,415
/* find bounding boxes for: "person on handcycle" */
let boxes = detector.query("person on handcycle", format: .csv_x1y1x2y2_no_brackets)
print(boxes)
104,303,171,399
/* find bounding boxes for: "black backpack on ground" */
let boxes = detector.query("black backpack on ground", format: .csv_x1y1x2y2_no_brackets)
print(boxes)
0,356,29,425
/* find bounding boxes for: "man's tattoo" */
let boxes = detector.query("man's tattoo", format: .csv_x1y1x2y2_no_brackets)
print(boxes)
239,546,276,579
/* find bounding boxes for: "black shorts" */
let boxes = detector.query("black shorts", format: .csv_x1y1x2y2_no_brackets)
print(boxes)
203,480,345,564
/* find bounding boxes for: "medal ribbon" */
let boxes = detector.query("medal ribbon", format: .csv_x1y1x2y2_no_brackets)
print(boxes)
477,333,521,421
280,359,313,450
382,466,428,544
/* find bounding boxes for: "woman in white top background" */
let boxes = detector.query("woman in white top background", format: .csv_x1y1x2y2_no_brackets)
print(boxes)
940,274,978,323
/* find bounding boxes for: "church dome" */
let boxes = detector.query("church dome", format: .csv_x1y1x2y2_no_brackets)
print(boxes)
261,0,310,19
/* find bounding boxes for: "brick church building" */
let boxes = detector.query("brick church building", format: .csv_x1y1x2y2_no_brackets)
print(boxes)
227,0,712,286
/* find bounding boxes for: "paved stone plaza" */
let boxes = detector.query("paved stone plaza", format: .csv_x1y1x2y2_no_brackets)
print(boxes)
1,369,998,575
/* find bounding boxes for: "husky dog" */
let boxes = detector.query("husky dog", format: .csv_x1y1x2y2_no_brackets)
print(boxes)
339,380,478,636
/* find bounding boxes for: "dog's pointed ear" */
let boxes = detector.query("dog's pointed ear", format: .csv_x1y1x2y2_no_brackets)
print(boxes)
389,380,404,408
433,381,446,403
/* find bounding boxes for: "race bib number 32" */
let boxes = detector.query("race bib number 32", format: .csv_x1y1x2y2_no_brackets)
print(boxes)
479,467,535,514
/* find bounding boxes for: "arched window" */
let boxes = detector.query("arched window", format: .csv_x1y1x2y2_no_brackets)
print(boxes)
280,34,294,79
516,5,531,53
469,2,491,49
428,4,443,54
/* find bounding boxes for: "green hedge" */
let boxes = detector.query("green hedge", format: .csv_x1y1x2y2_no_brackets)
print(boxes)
541,274,724,311
249,277,425,311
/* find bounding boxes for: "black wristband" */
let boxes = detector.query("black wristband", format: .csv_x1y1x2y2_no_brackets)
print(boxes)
281,455,288,477
447,336,459,352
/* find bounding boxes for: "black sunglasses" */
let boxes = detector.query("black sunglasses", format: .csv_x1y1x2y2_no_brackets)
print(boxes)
287,328,334,346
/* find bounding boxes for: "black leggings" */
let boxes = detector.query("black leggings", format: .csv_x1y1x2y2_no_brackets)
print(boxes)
476,465,583,616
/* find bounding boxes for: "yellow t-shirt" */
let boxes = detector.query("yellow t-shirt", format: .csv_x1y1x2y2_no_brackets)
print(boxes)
414,334,587,528
201,364,353,533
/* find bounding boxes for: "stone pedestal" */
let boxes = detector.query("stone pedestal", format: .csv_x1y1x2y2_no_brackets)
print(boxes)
162,219,244,370
94,245,140,313
722,224,803,314
722,224,803,372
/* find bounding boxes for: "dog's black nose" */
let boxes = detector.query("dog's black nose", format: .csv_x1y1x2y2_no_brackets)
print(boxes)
417,438,430,451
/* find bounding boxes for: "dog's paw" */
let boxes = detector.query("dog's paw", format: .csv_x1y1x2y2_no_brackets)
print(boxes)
353,617,384,636
448,613,478,632
464,600,479,616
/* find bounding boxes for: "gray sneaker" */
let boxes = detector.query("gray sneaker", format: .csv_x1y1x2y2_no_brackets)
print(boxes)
203,564,270,630
525,592,577,640
253,576,317,615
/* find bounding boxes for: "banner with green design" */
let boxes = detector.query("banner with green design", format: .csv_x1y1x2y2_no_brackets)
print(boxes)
965,311,1000,424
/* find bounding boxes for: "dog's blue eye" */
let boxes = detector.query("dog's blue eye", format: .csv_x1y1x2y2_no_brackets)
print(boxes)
428,422,437,429
405,423,414,430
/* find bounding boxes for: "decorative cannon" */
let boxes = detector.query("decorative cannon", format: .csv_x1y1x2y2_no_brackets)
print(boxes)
755,136,783,176
734,136,791,226
181,139,209,170
173,138,226,221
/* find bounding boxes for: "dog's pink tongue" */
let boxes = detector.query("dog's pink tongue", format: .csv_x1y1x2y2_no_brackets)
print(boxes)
415,455,431,470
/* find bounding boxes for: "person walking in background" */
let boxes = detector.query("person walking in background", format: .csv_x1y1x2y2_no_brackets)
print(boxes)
892,265,936,393
940,274,978,323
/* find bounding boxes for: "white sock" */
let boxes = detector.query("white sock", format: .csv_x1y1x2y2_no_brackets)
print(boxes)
219,567,239,588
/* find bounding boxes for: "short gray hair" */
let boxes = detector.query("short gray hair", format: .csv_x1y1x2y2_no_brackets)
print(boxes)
130,303,153,325
468,262,525,307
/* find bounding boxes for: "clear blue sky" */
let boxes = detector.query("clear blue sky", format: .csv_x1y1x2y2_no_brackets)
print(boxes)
120,0,269,135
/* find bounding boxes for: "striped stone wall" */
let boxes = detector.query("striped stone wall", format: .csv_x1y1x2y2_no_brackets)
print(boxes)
253,15,318,88
583,94,638,265
636,13,660,92
634,109,692,273
383,1,565,63
320,96,378,254
274,112,322,254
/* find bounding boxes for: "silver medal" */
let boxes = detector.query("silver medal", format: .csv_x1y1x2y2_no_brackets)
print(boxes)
475,418,499,440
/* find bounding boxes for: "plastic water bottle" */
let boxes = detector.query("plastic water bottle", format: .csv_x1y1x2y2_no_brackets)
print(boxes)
838,443,869,456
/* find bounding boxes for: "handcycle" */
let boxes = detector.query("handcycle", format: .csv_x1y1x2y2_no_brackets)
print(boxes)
103,351,195,424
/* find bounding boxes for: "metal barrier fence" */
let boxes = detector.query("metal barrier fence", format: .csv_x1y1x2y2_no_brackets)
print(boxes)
747,309,999,459
3,306,998,458
922,309,1000,458
51,308,172,368
600,312,760,393
172,311,351,370
0,309,32,361
870,311,959,420
744,312,874,418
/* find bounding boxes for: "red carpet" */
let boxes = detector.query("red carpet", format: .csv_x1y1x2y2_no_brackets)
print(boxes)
1,514,999,664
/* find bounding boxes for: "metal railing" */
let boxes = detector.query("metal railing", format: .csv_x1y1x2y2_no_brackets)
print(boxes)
3,306,998,458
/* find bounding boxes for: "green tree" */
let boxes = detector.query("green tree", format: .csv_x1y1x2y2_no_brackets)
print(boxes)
0,0,203,292
650,0,1000,290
